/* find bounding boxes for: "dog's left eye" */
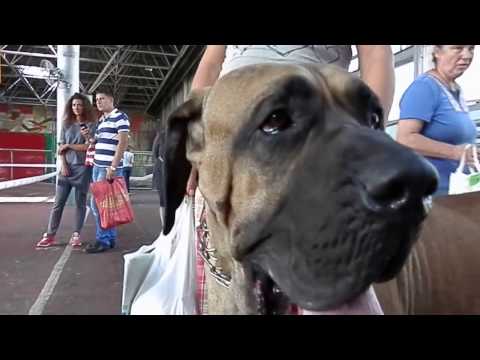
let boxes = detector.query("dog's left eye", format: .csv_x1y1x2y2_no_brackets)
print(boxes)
260,109,294,135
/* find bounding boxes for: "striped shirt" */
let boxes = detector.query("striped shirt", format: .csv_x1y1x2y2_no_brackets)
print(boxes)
93,108,130,168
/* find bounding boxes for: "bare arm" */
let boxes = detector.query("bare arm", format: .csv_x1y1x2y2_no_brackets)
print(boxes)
60,155,70,177
67,144,89,152
186,45,226,195
191,45,226,90
397,119,466,160
106,131,128,181
111,132,129,168
357,45,395,121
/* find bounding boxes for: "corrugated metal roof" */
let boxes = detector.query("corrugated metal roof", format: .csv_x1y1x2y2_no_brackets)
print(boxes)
0,45,205,114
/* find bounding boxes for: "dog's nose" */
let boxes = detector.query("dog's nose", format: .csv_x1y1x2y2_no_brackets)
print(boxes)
362,153,438,212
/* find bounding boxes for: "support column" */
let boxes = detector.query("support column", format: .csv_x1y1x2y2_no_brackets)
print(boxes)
56,45,80,188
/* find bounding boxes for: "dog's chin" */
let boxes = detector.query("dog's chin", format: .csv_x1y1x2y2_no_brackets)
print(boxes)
375,227,419,282
235,196,428,315
242,260,384,315
241,228,419,315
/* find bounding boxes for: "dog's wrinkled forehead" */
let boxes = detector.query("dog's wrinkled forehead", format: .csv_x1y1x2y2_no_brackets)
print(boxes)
202,65,312,138
207,64,318,113
202,63,383,134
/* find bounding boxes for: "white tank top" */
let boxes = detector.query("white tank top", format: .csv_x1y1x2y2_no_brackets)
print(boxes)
219,45,353,77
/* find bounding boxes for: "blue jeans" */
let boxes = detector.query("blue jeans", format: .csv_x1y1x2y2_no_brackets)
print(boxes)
91,165,122,247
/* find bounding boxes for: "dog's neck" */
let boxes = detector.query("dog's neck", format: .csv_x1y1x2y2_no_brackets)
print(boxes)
198,206,232,288
199,201,259,314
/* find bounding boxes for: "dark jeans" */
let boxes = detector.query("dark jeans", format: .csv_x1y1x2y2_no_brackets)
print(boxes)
123,167,132,192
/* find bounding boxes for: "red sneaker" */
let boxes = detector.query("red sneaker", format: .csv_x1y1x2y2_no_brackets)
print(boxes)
69,232,82,248
36,233,55,248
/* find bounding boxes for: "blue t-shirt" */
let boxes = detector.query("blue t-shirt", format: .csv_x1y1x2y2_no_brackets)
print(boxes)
399,73,476,195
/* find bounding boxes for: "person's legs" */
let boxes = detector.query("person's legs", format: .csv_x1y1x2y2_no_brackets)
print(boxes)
46,182,73,236
90,168,99,238
88,165,119,250
69,187,87,247
92,207,117,247
123,167,131,193
37,182,72,247
74,188,87,234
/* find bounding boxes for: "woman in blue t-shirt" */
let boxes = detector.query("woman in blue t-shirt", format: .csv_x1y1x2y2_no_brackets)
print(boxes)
397,45,476,196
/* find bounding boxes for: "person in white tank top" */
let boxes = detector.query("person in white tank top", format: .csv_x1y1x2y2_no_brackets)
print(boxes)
219,45,353,77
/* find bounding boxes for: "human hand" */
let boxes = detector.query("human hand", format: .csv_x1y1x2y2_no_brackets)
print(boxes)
58,144,69,155
186,168,198,196
61,164,70,177
466,146,480,168
106,166,115,181
80,127,90,139
454,144,479,167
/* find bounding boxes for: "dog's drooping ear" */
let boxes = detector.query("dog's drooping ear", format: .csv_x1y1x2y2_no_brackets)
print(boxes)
163,88,209,235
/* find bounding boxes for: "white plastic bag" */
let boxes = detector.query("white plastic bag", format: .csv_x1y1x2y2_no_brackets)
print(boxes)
121,244,157,315
121,237,172,315
449,144,480,195
122,196,197,315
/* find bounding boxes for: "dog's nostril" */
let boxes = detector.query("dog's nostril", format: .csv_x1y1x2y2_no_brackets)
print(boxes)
366,178,409,211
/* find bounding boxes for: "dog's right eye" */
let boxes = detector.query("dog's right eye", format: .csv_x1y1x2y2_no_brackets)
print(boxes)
260,109,294,135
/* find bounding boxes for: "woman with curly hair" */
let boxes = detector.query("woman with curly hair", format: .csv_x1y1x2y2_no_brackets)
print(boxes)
36,93,98,249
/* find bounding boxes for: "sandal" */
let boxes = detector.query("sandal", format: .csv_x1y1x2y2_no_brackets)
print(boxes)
69,232,82,248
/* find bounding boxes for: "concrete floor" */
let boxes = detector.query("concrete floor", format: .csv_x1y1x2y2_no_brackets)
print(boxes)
0,182,162,315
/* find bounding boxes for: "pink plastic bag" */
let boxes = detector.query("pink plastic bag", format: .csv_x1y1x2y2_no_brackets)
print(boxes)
90,176,134,229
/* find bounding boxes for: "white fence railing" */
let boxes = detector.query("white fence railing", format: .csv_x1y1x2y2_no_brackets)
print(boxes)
0,148,55,182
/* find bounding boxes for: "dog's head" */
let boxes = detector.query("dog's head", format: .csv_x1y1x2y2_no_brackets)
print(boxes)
163,64,438,314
